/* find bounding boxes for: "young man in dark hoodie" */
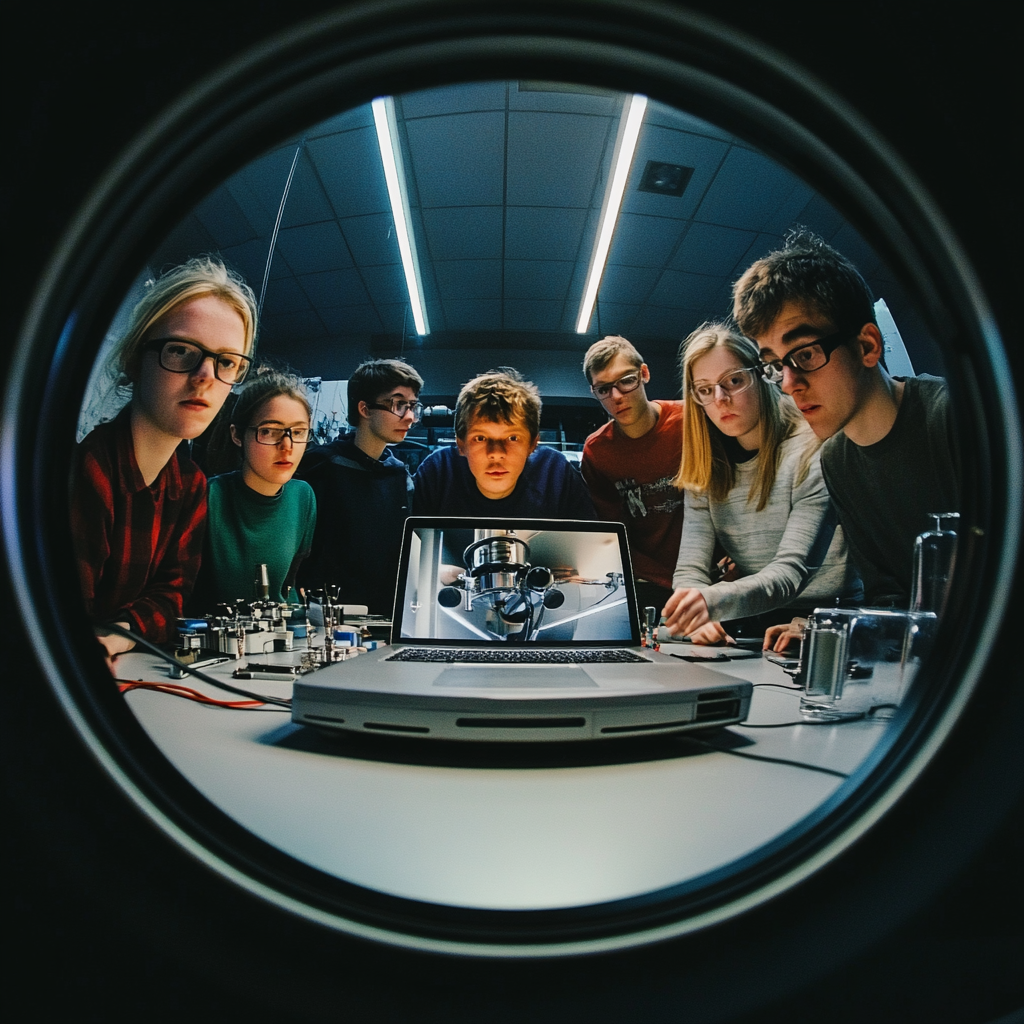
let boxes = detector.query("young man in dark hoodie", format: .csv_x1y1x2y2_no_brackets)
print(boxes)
295,359,423,614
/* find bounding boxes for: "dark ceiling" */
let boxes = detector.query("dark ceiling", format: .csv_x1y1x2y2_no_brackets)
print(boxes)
149,79,940,403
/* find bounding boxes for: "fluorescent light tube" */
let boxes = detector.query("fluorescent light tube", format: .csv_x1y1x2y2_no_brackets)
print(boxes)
372,96,430,336
576,93,647,334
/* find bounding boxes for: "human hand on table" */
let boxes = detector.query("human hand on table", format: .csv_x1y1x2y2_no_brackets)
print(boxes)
687,620,735,645
763,617,807,652
96,623,135,675
661,587,711,638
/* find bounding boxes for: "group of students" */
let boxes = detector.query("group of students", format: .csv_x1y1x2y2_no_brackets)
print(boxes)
72,230,960,667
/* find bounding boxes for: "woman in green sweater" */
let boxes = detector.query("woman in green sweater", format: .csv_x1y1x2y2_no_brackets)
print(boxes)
192,371,316,610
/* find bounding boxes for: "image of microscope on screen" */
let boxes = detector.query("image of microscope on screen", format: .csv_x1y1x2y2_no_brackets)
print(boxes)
433,529,626,643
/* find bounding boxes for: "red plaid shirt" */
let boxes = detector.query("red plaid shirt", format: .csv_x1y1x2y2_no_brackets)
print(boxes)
71,408,207,643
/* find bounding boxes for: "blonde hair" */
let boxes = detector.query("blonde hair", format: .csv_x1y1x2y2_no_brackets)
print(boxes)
112,256,258,390
454,368,542,440
582,335,644,383
674,323,817,511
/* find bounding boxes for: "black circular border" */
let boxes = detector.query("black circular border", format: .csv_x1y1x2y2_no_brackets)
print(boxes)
4,0,1018,956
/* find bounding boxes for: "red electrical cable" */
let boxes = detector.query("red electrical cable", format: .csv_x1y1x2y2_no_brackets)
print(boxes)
117,680,266,708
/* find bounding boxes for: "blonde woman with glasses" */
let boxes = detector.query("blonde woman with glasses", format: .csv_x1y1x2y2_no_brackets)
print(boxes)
662,323,859,645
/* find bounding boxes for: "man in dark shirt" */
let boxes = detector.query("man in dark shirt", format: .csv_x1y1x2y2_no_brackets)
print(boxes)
414,368,596,520
296,359,423,614
732,230,960,648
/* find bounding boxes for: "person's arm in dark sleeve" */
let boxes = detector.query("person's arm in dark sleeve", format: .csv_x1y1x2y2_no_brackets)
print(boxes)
563,460,598,520
580,445,623,523
413,453,440,515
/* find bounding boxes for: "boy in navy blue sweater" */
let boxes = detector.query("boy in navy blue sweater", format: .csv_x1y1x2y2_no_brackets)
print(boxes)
414,369,595,520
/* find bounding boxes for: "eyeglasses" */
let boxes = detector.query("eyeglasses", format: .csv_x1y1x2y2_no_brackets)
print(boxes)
368,398,423,422
690,366,761,406
590,371,643,400
759,330,853,383
145,338,251,384
248,426,311,445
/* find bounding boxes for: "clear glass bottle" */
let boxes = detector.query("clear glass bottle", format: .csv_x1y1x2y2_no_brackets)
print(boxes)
910,512,959,615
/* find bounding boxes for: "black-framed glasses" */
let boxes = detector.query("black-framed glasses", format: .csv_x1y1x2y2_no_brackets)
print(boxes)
248,425,311,445
145,337,252,384
760,330,853,383
368,399,423,422
690,365,762,406
590,370,643,399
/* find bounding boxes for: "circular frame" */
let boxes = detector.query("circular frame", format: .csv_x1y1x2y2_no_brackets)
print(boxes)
4,0,1019,964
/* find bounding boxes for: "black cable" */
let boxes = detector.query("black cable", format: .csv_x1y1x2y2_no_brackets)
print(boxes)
753,682,804,691
682,735,851,779
103,623,292,708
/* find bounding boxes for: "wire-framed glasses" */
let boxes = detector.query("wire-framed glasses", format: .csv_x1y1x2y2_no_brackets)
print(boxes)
690,366,761,406
145,337,252,384
248,426,311,445
590,370,643,399
759,330,853,383
368,399,424,422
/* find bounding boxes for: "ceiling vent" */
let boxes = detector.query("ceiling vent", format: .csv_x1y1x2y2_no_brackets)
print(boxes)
638,160,694,197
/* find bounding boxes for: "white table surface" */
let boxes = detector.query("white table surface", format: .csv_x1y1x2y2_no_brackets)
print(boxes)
119,643,891,910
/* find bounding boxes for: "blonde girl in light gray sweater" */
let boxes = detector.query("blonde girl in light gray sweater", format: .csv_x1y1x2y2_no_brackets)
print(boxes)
662,323,857,644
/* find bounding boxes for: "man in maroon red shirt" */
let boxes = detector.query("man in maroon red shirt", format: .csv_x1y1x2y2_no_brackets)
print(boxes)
71,258,257,664
581,336,685,613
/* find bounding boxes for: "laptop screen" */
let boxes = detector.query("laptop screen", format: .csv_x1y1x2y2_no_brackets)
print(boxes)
391,518,640,646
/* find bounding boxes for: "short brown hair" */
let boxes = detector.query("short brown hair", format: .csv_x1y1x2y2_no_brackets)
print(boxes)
732,228,876,339
454,368,542,440
582,335,644,383
347,359,424,426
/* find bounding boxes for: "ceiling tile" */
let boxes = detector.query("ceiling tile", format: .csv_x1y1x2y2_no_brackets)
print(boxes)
649,269,726,310
317,304,384,335
276,221,354,274
503,299,565,331
340,212,403,266
405,112,505,207
421,206,502,260
297,268,371,308
694,147,805,231
279,151,337,228
506,111,612,208
503,260,574,300
598,264,659,306
630,305,703,338
400,81,508,118
608,213,685,268
307,126,391,220
360,264,412,306
590,302,640,336
220,237,292,286
260,276,311,316
433,260,502,299
504,206,589,261
443,299,502,331
259,309,328,346
644,100,735,143
670,222,757,276
194,189,257,248
224,145,303,232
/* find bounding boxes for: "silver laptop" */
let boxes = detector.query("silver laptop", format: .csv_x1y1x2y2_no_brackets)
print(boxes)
292,518,752,742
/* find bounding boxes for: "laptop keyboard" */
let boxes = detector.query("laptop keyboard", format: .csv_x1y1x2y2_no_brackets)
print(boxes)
386,648,648,664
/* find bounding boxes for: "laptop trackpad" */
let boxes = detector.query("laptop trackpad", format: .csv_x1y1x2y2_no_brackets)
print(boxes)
434,667,598,689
